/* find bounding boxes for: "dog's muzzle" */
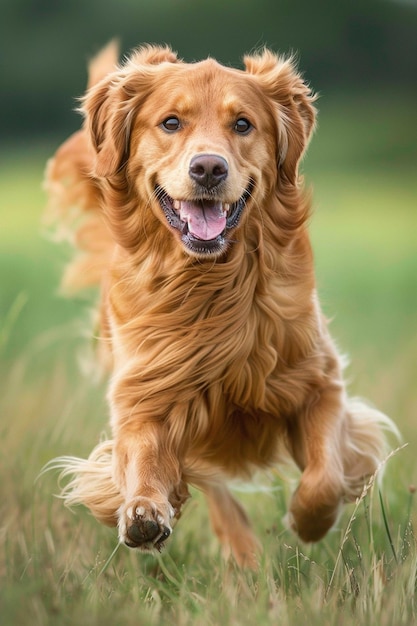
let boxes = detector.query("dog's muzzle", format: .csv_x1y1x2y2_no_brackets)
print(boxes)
155,183,253,257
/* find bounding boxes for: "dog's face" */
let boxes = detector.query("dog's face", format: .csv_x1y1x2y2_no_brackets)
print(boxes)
83,47,316,258
130,61,276,258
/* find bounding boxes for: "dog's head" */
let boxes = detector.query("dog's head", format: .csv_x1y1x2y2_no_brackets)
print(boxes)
82,46,316,258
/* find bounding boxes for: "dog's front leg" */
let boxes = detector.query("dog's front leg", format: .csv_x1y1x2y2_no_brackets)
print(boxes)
112,421,182,551
286,381,346,542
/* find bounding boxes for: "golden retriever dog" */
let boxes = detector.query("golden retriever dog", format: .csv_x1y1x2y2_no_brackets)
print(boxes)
45,42,396,568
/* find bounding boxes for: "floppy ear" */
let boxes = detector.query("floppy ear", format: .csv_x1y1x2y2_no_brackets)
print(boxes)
244,49,317,185
81,45,179,178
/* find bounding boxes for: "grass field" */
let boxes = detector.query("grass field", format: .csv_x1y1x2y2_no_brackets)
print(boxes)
0,94,416,625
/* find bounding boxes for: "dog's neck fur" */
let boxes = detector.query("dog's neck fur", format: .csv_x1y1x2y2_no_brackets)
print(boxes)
105,184,319,438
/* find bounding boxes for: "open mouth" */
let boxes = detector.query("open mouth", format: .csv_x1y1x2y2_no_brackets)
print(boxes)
155,183,253,256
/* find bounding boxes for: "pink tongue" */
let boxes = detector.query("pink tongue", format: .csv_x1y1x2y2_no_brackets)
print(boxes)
179,200,226,240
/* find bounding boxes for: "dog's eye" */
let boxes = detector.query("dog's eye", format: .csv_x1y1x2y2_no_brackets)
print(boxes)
234,118,252,135
161,117,181,132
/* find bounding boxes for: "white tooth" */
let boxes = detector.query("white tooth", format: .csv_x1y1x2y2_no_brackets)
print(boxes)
173,200,180,211
224,203,230,212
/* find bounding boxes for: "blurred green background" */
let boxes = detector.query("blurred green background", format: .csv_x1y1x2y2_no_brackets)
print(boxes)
0,2,416,623
1,1,416,484
1,0,417,141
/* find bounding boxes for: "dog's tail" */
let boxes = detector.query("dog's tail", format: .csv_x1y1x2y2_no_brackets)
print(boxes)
43,438,122,527
43,41,119,292
342,398,401,501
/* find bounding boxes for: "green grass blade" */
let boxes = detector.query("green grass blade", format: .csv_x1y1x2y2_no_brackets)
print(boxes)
378,489,398,564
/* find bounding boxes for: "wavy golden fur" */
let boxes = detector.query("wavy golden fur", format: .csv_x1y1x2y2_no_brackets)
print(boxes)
44,42,397,568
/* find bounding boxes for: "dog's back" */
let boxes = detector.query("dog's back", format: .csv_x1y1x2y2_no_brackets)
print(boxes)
43,42,118,292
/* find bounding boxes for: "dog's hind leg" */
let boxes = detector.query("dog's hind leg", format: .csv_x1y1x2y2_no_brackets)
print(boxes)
204,483,261,569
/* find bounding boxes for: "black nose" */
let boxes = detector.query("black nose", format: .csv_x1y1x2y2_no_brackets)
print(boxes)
189,154,228,189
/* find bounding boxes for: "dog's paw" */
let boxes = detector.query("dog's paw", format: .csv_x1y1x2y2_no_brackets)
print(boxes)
118,497,174,551
288,486,341,542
